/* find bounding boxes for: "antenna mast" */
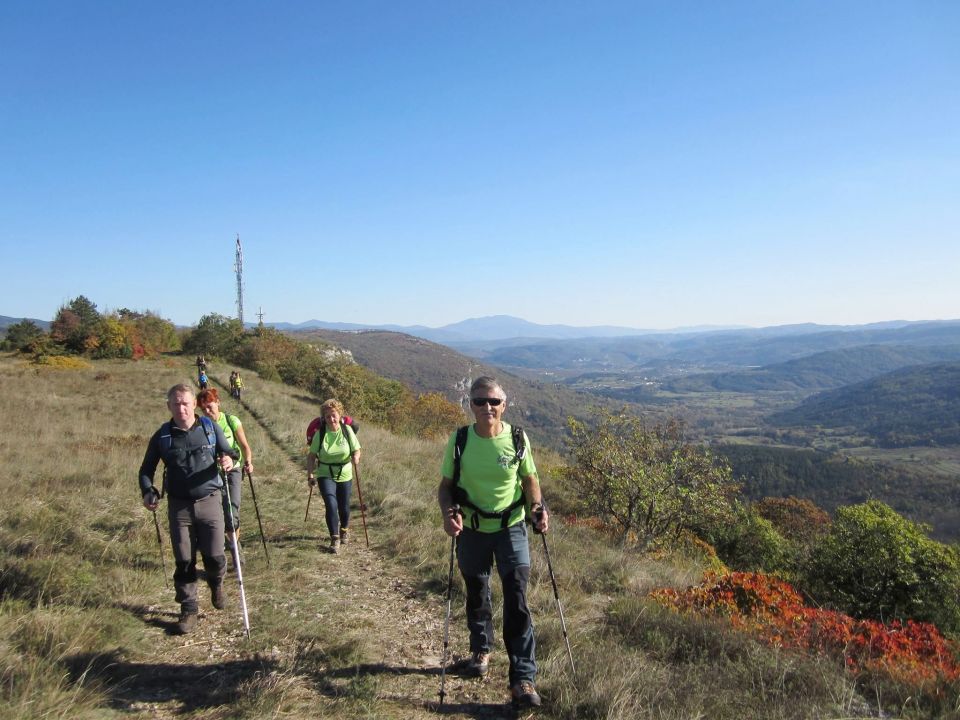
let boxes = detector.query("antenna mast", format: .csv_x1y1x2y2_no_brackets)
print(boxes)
234,234,244,326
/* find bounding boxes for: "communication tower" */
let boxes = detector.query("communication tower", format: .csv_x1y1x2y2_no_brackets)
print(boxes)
234,234,244,326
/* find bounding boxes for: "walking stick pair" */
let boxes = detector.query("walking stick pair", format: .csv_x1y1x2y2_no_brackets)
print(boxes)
436,502,576,706
304,459,370,549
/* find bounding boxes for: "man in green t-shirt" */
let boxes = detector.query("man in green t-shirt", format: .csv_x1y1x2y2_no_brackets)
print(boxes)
438,377,549,709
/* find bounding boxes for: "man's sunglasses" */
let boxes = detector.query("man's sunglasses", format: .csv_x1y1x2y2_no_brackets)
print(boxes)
471,397,503,407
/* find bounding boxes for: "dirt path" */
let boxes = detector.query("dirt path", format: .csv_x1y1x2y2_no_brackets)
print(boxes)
114,405,529,719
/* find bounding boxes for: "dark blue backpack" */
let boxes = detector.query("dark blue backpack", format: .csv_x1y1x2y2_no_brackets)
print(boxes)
158,415,217,454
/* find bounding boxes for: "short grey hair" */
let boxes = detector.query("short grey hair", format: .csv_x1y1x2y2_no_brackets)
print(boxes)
166,383,196,401
469,376,506,400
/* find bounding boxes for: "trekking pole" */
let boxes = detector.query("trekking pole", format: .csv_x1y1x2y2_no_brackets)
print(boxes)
244,468,270,565
351,457,370,548
534,504,576,677
304,483,313,523
222,467,251,639
151,508,169,588
438,505,460,706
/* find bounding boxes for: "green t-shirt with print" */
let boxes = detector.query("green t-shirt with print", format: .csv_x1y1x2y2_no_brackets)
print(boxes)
441,422,538,533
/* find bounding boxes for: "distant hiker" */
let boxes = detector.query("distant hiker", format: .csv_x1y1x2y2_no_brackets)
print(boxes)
198,370,208,390
306,398,362,553
197,388,254,550
437,376,548,709
196,355,206,371
138,383,239,635
229,371,243,399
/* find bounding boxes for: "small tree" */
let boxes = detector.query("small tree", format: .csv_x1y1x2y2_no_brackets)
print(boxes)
703,502,792,574
2,320,44,352
182,313,245,358
50,296,103,354
804,500,960,633
562,410,739,547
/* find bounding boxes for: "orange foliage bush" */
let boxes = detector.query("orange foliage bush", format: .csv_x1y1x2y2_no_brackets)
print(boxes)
651,572,960,694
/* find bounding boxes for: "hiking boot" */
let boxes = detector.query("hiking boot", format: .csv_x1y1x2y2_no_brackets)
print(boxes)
511,681,541,708
174,611,198,635
339,527,348,545
468,651,490,677
211,584,226,610
329,535,340,554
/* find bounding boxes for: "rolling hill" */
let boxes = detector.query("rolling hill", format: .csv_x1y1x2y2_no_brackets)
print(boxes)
469,321,960,377
769,362,960,448
289,328,612,449
662,344,960,393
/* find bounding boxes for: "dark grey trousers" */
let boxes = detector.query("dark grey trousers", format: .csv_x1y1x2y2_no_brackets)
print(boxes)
168,492,226,613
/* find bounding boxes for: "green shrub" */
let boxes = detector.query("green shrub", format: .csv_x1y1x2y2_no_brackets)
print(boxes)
803,500,960,632
705,504,793,574
562,411,739,547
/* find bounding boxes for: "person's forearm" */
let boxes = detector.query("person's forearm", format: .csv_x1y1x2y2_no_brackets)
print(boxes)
521,475,543,507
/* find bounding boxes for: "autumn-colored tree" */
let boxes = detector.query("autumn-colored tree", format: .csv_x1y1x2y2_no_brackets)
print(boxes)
117,310,180,357
407,392,467,439
562,410,739,546
754,496,830,548
50,296,102,354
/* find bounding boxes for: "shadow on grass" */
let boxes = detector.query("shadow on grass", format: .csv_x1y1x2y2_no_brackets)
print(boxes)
63,650,279,712
115,601,185,635
427,699,519,718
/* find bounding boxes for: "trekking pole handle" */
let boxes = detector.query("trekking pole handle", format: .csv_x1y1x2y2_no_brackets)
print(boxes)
531,500,548,535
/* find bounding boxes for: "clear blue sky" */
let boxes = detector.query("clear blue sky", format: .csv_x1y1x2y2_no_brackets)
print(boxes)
2,1,958,329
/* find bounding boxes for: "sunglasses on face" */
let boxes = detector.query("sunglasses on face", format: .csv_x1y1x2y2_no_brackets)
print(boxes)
471,397,503,407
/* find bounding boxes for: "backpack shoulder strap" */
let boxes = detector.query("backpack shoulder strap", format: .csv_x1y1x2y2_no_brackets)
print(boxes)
159,421,173,454
452,425,470,486
343,421,359,453
199,415,217,446
511,424,526,462
224,413,239,437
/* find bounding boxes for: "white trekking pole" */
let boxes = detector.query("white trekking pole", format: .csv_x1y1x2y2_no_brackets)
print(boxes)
222,468,251,638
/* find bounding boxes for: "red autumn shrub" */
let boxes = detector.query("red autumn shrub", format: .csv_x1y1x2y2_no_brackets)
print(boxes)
651,572,960,694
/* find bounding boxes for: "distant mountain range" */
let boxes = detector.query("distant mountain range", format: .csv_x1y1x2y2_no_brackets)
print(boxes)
463,320,960,373
263,315,951,346
262,315,746,343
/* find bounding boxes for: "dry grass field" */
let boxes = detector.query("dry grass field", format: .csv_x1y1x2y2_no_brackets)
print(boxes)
0,353,934,719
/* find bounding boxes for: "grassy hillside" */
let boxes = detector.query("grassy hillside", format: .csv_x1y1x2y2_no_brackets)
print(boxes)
770,362,960,448
289,328,612,450
1,353,950,719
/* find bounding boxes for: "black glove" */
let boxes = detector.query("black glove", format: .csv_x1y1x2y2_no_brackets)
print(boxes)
143,489,160,507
